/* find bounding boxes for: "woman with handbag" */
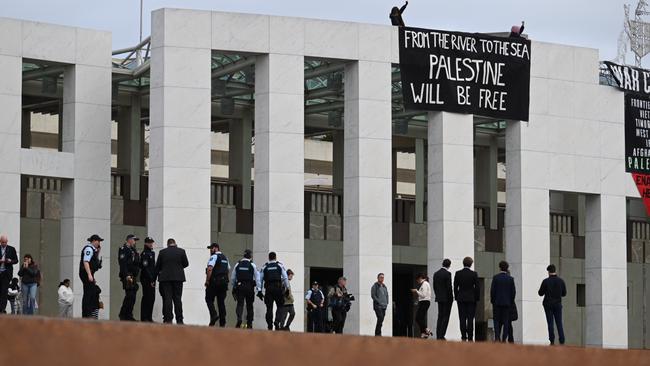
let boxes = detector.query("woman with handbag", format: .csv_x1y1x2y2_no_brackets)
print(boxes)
411,273,433,338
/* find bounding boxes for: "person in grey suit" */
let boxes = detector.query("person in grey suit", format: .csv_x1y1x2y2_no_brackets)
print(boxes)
155,238,189,324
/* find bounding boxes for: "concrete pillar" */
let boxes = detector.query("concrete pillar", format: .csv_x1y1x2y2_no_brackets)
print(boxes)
229,114,252,210
585,194,628,348
21,110,31,149
332,131,344,195
343,60,393,335
0,54,22,267
60,62,112,318
253,53,305,330
505,121,550,344
426,111,474,340
117,96,143,201
415,138,425,224
149,9,212,324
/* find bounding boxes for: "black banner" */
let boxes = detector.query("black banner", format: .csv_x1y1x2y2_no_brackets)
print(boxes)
626,94,650,173
399,27,531,121
605,61,650,95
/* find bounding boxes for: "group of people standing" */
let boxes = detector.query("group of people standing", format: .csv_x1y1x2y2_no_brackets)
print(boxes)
407,257,566,345
0,235,73,317
1,236,41,316
5,233,566,345
110,234,300,330
305,276,354,334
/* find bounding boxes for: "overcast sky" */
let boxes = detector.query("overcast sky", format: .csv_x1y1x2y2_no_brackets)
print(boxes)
0,0,640,64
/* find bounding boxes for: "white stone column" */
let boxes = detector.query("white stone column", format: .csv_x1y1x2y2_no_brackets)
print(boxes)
60,62,112,318
149,9,212,324
585,194,628,348
0,53,22,261
253,53,305,330
229,114,252,210
427,111,474,340
505,120,550,344
343,60,393,336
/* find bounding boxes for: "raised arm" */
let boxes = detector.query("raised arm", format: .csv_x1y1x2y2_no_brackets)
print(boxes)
399,1,408,14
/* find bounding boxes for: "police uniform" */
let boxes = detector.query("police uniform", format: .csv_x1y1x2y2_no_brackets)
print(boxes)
118,241,140,321
79,235,103,319
260,260,289,330
139,243,156,322
205,250,230,327
230,256,260,328
306,287,325,333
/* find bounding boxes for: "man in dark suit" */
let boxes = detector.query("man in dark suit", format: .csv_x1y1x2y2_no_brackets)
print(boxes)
155,238,189,324
0,235,19,313
490,260,516,342
454,256,480,341
433,258,453,340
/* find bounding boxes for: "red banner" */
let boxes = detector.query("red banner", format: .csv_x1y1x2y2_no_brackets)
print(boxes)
632,173,650,216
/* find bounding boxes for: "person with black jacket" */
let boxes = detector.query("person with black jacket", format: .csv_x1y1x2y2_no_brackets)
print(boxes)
205,242,230,327
454,256,480,341
260,252,289,330
389,1,408,27
17,254,40,315
0,235,19,314
509,21,525,38
306,281,325,333
155,238,189,324
80,234,103,319
491,261,516,342
538,264,567,345
118,234,140,321
231,249,260,329
139,237,157,322
433,259,453,340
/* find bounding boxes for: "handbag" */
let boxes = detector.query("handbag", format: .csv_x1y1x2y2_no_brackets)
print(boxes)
510,303,518,321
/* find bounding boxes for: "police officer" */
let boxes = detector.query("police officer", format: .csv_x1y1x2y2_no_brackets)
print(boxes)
260,252,289,330
139,237,157,322
205,242,230,327
80,234,103,319
118,234,140,321
306,281,325,333
230,249,260,329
